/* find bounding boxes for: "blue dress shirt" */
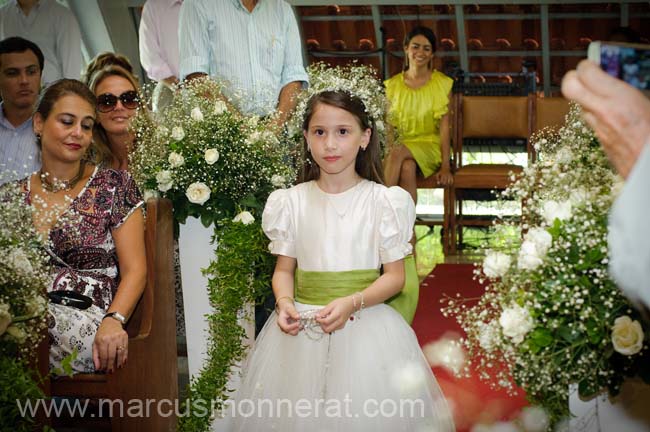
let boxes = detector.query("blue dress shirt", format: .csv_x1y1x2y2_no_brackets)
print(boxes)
0,103,39,184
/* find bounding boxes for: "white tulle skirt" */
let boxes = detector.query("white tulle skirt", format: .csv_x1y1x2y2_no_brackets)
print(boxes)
213,301,455,432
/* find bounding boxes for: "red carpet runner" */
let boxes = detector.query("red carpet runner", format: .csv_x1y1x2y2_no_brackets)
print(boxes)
412,264,528,431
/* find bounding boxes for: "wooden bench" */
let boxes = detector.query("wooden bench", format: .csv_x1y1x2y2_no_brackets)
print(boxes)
37,198,178,431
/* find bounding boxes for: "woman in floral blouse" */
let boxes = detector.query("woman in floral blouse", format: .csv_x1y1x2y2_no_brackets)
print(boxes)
20,79,146,374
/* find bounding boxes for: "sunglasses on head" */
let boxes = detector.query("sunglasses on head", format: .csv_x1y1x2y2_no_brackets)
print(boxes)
96,90,139,113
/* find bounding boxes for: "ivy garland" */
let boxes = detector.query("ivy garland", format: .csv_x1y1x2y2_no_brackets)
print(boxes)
131,78,295,431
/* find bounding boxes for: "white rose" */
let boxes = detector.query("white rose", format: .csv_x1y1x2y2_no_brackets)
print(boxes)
6,324,26,343
499,304,534,344
271,174,286,188
555,147,573,164
247,130,262,144
482,251,511,278
25,295,46,316
143,189,160,202
171,126,185,141
0,304,12,336
542,200,572,225
190,107,204,122
569,188,591,206
517,240,544,270
520,406,550,432
375,120,385,132
168,151,185,168
156,170,173,192
611,315,644,356
185,182,211,205
213,100,228,115
156,126,169,137
478,321,499,352
233,210,255,225
524,227,553,256
204,148,220,165
8,248,33,275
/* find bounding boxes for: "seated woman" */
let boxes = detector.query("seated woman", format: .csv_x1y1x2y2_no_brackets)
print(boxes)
384,26,454,205
19,79,146,374
87,58,142,170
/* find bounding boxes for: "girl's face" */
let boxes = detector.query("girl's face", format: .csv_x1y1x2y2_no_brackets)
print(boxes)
95,75,137,136
405,34,434,69
304,102,371,181
33,94,95,164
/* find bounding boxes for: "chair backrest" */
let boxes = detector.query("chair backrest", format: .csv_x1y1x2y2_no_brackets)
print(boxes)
534,96,571,132
454,94,533,166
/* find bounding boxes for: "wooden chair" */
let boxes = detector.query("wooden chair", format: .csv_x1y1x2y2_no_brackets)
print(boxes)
38,198,178,432
415,174,451,254
533,96,571,133
449,94,534,253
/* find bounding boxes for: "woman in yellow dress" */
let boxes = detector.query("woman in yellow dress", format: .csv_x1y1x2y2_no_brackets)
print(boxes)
384,26,454,205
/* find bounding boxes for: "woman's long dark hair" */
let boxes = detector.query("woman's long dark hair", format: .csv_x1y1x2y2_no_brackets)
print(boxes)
298,90,384,184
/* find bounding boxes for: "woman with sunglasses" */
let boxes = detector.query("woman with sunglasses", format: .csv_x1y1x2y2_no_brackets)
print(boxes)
18,79,146,374
88,64,141,170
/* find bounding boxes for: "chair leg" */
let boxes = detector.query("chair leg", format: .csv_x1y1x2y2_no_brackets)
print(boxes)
442,187,450,255
458,198,464,250
449,187,457,254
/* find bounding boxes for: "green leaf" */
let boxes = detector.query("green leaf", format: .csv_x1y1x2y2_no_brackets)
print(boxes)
558,325,582,343
530,328,554,347
578,378,601,400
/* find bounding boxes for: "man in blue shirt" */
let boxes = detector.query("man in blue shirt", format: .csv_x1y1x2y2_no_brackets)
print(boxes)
0,36,42,183
178,0,308,127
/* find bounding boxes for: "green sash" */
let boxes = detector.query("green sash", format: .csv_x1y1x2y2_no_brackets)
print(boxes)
294,255,419,324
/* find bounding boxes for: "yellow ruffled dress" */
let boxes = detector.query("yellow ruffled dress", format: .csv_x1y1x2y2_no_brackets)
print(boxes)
385,70,454,178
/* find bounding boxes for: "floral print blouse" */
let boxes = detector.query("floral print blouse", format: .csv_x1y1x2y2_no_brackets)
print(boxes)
22,167,144,311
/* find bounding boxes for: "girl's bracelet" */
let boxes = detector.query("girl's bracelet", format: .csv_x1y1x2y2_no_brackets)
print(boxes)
275,296,294,312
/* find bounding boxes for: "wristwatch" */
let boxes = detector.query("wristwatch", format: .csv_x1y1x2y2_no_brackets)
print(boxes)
103,311,127,326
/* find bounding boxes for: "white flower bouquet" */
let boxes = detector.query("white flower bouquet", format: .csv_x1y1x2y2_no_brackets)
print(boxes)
0,181,51,431
131,77,295,227
443,105,650,427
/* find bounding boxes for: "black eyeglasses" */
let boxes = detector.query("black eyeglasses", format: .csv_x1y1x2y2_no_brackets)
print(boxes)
96,90,139,113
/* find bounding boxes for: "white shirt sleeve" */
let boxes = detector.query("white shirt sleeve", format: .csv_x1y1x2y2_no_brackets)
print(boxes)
608,141,650,309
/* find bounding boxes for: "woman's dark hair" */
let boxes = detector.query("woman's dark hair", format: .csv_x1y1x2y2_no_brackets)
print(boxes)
35,78,96,122
299,91,384,184
34,79,96,150
404,26,438,53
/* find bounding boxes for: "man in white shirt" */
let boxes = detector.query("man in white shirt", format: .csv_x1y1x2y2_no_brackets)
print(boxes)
0,0,81,85
0,37,42,183
139,0,182,111
562,59,650,312
179,0,308,126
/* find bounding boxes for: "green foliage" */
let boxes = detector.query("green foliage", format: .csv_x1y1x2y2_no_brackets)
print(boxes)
177,219,274,431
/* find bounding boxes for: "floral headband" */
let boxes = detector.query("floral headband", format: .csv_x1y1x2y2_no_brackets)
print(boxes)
287,62,388,139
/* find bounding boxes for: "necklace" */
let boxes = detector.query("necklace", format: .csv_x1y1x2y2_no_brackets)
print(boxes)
39,161,86,193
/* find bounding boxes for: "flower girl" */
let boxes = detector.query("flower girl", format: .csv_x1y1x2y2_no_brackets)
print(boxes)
215,88,454,431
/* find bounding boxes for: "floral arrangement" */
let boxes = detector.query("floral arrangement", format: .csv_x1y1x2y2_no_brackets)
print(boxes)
130,77,294,431
287,62,388,153
0,182,51,431
443,105,650,427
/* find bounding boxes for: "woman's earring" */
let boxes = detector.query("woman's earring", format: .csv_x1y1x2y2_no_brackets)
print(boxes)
35,133,41,147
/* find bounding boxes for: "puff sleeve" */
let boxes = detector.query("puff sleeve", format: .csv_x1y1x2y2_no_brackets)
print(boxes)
262,189,296,257
378,186,416,264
